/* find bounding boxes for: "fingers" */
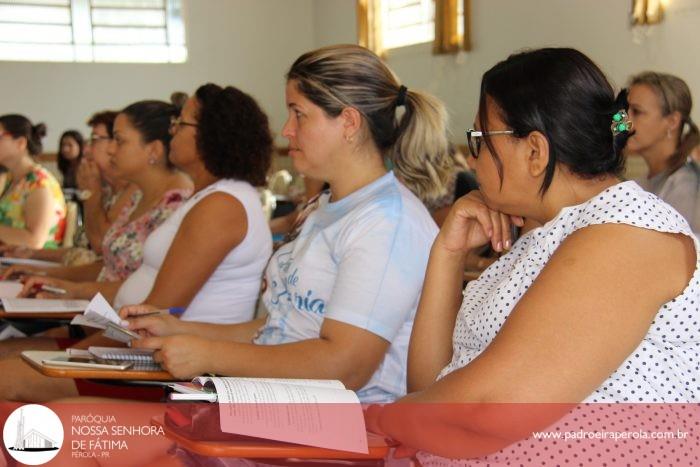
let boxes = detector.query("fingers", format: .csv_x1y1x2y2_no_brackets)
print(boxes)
1,266,24,280
488,209,502,252
393,445,419,459
500,212,512,250
131,336,164,350
510,215,525,227
18,276,44,298
126,316,156,332
119,304,157,319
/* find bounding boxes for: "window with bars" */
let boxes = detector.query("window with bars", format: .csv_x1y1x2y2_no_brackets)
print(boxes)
381,0,463,50
0,0,186,63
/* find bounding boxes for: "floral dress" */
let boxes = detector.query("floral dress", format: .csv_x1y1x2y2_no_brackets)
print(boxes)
96,188,191,282
0,165,66,249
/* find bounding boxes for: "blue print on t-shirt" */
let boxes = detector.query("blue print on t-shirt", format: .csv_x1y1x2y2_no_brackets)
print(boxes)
269,252,326,315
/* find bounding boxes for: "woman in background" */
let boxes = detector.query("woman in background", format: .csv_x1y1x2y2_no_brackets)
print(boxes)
0,111,139,265
4,101,192,301
626,71,700,232
0,115,66,249
57,129,84,189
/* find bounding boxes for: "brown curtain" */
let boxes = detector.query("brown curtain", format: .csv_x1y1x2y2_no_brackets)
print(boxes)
434,0,472,54
357,0,384,57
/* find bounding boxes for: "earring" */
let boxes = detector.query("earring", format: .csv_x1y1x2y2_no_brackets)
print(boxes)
345,135,354,143
667,129,672,139
148,158,156,165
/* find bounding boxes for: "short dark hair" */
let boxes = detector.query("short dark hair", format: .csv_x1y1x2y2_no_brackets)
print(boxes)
120,100,179,169
0,114,47,156
87,111,118,138
194,83,272,186
478,48,629,195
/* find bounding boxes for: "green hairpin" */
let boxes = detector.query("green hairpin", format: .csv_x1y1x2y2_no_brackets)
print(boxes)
611,110,632,136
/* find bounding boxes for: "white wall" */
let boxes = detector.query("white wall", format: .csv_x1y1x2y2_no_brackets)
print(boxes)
0,0,316,151
311,0,700,143
3,0,699,152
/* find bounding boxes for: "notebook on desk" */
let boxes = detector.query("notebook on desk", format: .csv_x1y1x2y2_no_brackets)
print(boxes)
26,347,161,372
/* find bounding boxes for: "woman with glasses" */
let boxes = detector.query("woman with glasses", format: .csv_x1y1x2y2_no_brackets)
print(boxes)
0,115,66,249
0,83,272,402
365,48,699,463
0,111,140,265
120,45,456,406
4,99,192,301
626,72,700,232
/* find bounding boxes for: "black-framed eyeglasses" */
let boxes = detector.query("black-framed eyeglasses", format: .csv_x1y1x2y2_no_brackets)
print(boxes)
169,116,199,135
465,129,514,159
87,134,111,145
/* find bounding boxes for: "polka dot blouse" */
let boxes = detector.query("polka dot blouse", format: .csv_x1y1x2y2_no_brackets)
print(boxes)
417,181,700,466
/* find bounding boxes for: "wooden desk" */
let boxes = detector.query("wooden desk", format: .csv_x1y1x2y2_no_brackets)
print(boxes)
152,415,391,461
0,310,80,319
21,350,174,381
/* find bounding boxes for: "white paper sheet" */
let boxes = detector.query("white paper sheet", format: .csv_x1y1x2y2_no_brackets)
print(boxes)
70,293,123,329
1,298,89,312
0,281,23,299
194,377,367,453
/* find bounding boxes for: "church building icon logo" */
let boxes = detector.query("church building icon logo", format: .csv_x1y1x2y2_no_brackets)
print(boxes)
3,404,63,465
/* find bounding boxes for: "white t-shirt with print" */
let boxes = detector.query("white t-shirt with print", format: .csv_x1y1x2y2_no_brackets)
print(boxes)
256,172,438,403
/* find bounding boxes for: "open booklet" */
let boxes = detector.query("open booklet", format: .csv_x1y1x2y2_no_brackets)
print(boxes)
168,377,369,453
70,293,140,343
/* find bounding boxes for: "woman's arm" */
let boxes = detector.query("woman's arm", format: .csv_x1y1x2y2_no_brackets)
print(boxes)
124,310,266,343
408,192,522,392
20,275,123,302
407,243,466,392
373,223,695,459
0,187,53,248
143,191,249,308
78,159,110,251
134,318,390,389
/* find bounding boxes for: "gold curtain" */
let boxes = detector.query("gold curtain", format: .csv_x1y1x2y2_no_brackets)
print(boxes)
357,0,384,57
631,0,665,25
462,0,472,51
433,0,459,54
434,0,472,54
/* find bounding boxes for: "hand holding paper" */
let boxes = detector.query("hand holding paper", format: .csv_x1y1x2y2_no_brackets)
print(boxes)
71,293,139,344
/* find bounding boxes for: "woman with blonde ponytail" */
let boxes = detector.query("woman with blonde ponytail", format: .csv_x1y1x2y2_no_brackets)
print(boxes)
627,71,700,232
122,44,452,404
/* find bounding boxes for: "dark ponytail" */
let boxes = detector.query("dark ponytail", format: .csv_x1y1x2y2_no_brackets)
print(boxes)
478,48,626,195
0,114,47,156
119,100,179,168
